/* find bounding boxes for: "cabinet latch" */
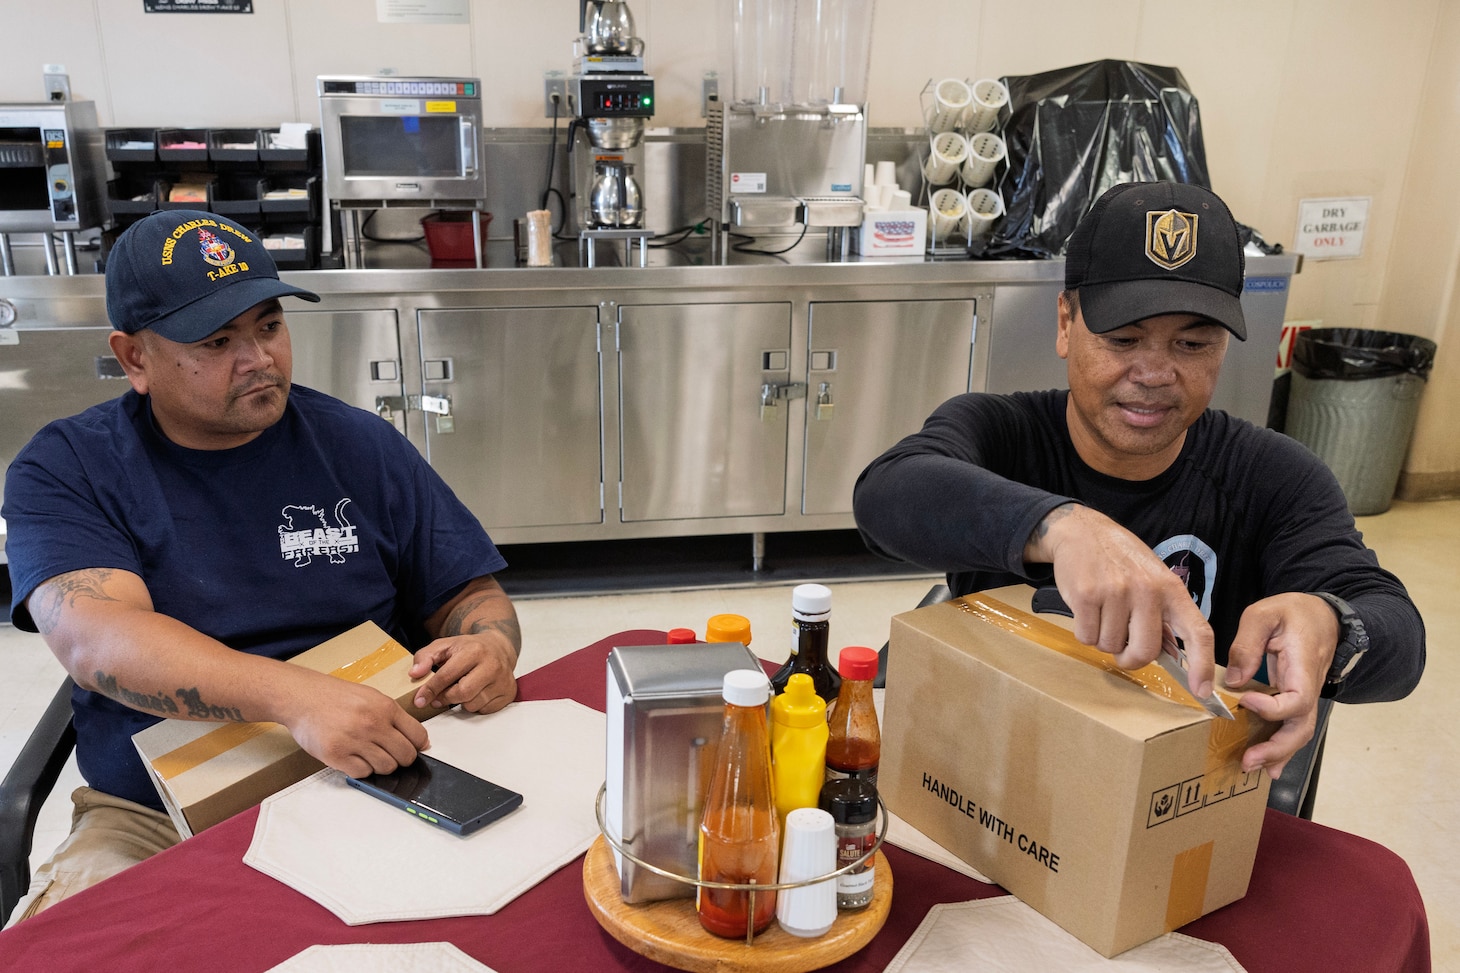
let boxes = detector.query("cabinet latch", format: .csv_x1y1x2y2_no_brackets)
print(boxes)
760,381,807,420
375,394,453,422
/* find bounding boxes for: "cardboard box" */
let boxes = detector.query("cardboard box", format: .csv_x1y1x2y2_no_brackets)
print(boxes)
133,621,436,838
853,208,928,257
604,640,761,903
880,588,1277,957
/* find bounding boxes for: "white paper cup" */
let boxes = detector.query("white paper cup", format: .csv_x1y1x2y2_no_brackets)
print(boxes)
958,131,1006,188
929,187,968,242
874,160,898,187
926,78,972,134
962,78,1010,134
776,808,837,938
962,186,1005,238
889,188,912,209
922,131,969,186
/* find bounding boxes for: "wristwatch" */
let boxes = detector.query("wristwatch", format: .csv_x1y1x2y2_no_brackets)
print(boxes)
1313,592,1370,698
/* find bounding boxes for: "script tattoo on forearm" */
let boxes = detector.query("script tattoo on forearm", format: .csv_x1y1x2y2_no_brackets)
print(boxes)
441,585,522,657
90,672,245,722
30,569,123,634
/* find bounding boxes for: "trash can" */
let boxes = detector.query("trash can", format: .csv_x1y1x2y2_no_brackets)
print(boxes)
1284,328,1437,515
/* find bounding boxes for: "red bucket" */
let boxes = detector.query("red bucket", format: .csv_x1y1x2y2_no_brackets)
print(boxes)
421,211,491,261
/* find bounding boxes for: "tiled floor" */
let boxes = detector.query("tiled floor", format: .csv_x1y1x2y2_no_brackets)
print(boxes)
2,498,1456,968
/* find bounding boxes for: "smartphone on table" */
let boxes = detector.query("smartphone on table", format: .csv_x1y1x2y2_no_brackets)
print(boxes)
345,753,523,837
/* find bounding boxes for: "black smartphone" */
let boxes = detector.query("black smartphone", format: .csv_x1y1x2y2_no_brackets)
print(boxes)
345,753,523,837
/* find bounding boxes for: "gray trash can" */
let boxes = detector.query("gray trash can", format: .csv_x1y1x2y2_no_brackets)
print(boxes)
1284,328,1437,515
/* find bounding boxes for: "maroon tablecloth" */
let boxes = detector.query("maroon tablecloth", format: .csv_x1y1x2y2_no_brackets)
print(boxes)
0,630,1430,972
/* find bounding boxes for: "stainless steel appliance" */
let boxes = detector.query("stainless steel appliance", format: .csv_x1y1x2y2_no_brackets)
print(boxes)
705,0,876,262
567,0,655,266
0,101,108,275
317,75,487,267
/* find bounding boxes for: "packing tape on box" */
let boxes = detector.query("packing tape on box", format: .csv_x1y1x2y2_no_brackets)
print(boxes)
951,595,1260,783
152,640,409,780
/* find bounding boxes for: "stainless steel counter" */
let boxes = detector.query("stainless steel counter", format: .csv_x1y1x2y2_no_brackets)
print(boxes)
0,252,1298,549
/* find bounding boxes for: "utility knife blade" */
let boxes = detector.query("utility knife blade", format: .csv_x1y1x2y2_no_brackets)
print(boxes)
1156,647,1236,720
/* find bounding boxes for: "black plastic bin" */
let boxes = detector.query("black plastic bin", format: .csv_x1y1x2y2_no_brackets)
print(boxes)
1284,328,1437,515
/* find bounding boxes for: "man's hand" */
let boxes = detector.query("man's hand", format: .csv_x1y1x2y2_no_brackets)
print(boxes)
1224,592,1340,778
1025,503,1217,698
409,634,517,713
413,575,522,714
279,672,431,778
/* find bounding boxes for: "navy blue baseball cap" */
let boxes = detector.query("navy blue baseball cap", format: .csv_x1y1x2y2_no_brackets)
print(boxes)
1064,181,1247,341
106,210,319,343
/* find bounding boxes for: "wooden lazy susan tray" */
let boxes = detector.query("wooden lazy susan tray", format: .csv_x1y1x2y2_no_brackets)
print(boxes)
582,835,892,973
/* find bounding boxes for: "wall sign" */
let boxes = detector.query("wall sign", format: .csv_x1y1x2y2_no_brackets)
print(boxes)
1294,197,1370,261
377,0,470,23
145,1,253,11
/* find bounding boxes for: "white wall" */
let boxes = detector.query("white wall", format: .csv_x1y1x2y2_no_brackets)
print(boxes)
2,0,1456,487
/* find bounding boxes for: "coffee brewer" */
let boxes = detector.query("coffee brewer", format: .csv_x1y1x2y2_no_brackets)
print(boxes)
568,0,655,266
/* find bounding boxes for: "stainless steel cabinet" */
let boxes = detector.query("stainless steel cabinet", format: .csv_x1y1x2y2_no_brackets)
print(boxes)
287,308,404,429
802,300,977,515
418,306,602,530
617,302,792,522
0,326,125,524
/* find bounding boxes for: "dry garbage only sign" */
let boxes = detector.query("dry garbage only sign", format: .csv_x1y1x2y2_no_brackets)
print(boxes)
1294,197,1369,260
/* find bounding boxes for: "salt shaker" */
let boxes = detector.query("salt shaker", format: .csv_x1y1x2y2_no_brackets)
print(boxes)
775,807,838,938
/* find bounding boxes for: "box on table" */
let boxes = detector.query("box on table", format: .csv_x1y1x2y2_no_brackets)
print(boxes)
879,587,1277,957
853,208,928,257
605,640,761,903
133,621,436,838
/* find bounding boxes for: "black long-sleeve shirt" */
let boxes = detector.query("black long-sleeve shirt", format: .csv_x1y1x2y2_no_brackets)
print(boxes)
853,390,1424,703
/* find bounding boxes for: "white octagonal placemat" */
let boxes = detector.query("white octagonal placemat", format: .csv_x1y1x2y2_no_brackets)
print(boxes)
245,699,604,924
266,942,498,973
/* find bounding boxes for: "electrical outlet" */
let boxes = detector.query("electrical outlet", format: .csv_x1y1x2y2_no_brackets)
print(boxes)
544,72,570,118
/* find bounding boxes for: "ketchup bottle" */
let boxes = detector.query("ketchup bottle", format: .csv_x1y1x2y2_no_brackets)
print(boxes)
698,670,780,938
824,646,880,786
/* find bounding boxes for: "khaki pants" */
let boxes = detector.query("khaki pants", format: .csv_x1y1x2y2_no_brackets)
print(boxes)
4,787,180,928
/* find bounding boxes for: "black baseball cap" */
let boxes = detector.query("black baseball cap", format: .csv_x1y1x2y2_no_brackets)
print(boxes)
106,210,319,343
1064,181,1247,340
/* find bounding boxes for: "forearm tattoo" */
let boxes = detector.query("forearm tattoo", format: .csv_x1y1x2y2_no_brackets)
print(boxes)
1032,502,1079,541
30,568,123,635
90,672,245,722
442,586,522,650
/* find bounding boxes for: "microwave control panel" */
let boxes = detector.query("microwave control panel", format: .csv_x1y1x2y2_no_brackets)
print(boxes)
319,78,478,98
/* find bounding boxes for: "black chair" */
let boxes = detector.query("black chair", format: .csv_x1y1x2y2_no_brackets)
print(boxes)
874,584,1331,820
0,677,75,926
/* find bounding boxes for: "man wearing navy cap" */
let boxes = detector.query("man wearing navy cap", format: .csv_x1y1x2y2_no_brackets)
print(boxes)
3,211,520,920
855,182,1424,779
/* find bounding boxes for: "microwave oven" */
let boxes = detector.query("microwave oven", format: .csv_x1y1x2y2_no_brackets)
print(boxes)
317,75,487,206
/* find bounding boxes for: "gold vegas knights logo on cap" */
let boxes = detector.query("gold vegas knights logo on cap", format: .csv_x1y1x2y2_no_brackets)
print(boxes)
1145,208,1198,270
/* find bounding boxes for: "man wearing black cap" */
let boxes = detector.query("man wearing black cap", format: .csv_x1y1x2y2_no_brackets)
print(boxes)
2,210,520,920
854,181,1424,779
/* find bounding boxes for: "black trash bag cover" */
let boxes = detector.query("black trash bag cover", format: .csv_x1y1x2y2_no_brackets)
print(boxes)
1291,328,1438,381
980,60,1211,260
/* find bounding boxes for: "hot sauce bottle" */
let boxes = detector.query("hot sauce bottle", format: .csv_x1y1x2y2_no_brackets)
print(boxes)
824,646,880,786
697,669,780,938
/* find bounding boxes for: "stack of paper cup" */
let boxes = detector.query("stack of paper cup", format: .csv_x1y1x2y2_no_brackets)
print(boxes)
929,187,968,242
863,160,909,212
922,131,969,186
962,78,1009,134
776,808,838,938
926,78,972,134
963,187,1005,239
959,131,1006,188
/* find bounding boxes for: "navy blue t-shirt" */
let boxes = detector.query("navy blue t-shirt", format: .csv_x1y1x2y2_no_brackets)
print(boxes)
3,385,507,809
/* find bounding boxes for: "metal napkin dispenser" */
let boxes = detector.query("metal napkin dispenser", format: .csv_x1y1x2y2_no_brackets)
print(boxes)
605,640,760,903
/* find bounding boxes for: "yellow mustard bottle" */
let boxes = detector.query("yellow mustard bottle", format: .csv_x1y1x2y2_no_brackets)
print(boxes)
770,673,828,837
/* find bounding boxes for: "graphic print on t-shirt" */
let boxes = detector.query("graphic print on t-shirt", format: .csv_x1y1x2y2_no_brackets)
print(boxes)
1152,534,1216,618
278,498,358,566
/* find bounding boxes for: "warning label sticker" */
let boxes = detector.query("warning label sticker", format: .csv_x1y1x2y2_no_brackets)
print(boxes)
1147,770,1263,829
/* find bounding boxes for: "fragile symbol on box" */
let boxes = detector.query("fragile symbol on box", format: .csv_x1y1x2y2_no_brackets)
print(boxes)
1147,770,1264,828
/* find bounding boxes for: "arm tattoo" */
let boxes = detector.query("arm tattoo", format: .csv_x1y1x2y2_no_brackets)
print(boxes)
90,671,245,722
441,586,521,648
1032,502,1078,541
30,569,123,635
